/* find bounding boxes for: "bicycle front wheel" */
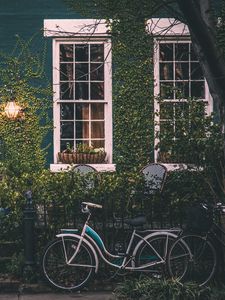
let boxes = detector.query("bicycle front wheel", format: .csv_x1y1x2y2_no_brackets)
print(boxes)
42,237,96,291
168,234,217,286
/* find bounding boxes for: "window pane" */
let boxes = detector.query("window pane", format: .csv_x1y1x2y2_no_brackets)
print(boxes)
90,44,104,62
160,103,173,120
75,63,89,81
75,82,89,100
175,121,188,138
91,140,104,148
91,121,104,138
175,44,189,61
76,121,89,138
60,63,73,81
91,103,104,119
75,103,89,120
75,44,89,62
175,63,189,80
160,121,174,138
61,103,74,120
90,63,104,81
191,63,203,80
61,122,74,138
191,45,198,61
60,44,73,62
175,102,188,119
191,81,205,98
160,82,174,99
60,140,74,152
175,82,189,98
160,44,173,61
91,82,104,100
160,63,173,80
60,82,74,100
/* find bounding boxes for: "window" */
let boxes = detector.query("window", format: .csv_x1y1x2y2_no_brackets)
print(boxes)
52,40,112,164
154,40,213,163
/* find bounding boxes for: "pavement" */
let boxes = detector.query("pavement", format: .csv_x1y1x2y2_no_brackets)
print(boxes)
0,292,116,300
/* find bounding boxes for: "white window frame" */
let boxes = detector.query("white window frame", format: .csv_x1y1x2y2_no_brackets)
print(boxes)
152,20,213,170
44,19,115,172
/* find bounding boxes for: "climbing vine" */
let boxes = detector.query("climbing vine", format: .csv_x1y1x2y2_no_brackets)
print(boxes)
0,36,52,176
111,19,154,171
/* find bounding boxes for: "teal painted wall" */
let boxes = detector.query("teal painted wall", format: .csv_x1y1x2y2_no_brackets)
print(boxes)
0,0,80,166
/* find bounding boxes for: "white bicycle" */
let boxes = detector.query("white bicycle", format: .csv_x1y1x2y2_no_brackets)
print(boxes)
42,202,191,291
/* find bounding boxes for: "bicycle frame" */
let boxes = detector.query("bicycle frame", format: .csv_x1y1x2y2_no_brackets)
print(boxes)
57,213,178,271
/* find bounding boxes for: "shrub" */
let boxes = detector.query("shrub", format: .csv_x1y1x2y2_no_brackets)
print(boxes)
114,277,214,300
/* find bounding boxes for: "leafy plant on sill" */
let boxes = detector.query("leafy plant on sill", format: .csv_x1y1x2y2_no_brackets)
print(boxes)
64,143,105,155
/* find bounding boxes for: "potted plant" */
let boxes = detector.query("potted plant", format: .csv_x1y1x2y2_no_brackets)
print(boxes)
58,143,106,164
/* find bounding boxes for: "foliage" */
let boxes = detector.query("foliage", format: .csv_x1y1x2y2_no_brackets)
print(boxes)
0,36,52,176
65,0,154,171
114,277,216,300
111,19,154,171
63,142,105,154
5,252,24,278
0,166,217,278
156,97,225,202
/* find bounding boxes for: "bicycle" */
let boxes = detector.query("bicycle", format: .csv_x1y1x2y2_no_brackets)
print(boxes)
167,202,225,287
42,201,190,291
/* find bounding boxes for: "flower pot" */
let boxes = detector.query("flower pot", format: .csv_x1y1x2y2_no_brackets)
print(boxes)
58,151,106,164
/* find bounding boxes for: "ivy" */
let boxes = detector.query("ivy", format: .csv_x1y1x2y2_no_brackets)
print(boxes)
0,36,52,176
110,18,154,171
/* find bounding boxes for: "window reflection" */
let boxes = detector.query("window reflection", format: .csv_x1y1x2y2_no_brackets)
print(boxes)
90,63,104,81
91,82,104,100
61,103,74,120
60,63,73,81
90,44,104,62
75,45,89,62
60,82,74,100
60,45,73,62
59,43,106,151
91,103,104,119
75,82,89,100
61,121,74,138
76,121,89,138
75,103,89,120
91,121,104,138
75,63,89,81
160,44,173,61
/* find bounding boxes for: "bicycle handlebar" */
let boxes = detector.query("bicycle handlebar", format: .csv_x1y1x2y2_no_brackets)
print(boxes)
81,202,103,209
200,202,225,213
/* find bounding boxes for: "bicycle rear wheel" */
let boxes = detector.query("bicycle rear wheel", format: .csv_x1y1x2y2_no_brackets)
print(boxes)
42,237,96,291
168,234,217,286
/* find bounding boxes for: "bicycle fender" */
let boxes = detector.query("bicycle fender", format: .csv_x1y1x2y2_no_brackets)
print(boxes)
56,233,99,273
132,231,178,258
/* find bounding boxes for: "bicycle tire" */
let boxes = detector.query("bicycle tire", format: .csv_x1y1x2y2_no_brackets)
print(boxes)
168,234,217,286
133,232,182,279
42,237,96,291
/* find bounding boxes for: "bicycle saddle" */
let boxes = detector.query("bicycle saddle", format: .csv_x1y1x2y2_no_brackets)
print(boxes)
124,215,146,227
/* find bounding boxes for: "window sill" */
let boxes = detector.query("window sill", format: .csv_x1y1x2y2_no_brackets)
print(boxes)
50,163,116,172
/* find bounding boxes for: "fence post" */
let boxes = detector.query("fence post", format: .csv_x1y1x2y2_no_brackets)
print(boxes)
23,190,36,282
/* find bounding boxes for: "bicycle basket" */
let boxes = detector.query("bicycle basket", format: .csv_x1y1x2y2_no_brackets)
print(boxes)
185,204,213,233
